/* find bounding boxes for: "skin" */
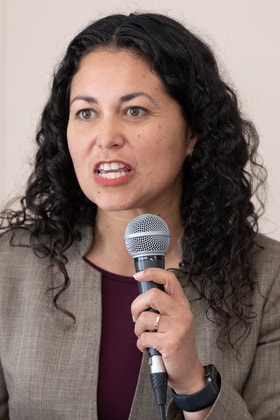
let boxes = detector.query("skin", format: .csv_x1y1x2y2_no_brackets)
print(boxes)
67,48,210,418
67,48,192,216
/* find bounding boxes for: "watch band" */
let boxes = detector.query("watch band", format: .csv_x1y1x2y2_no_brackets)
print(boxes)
171,364,221,412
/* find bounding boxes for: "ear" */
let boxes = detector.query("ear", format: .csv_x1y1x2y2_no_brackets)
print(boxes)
185,132,197,158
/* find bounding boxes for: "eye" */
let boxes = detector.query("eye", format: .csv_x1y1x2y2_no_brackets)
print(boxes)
125,106,149,118
76,109,95,120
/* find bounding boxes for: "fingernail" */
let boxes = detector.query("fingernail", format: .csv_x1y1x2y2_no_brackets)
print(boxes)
133,271,144,280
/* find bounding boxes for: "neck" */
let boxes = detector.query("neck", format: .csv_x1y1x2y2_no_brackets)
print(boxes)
86,209,183,276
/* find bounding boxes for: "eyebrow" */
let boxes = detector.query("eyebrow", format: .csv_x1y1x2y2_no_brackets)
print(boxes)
119,92,157,104
70,91,158,106
70,95,97,106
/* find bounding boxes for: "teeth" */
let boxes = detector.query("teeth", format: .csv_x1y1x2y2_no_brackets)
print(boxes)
100,171,127,179
96,162,130,179
98,162,125,171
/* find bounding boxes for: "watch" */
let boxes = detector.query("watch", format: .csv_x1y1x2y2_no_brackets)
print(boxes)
171,364,221,412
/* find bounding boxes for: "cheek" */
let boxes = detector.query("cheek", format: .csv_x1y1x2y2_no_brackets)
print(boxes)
67,131,85,163
147,124,164,150
67,141,86,180
67,124,87,159
66,129,76,160
152,125,186,158
67,143,79,169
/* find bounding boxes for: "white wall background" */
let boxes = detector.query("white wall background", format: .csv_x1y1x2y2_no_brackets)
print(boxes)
1,0,279,240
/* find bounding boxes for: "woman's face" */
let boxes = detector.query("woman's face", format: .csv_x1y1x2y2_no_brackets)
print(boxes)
67,48,195,214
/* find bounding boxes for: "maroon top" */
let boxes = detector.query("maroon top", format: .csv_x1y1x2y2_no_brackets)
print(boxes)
84,258,142,419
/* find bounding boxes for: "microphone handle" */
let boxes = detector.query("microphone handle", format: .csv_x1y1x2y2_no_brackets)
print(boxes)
134,254,168,410
134,255,165,359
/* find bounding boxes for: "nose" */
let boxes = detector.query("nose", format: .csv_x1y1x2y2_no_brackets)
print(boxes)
95,116,125,150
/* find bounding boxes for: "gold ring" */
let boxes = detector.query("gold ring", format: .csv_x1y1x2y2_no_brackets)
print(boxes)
154,314,161,331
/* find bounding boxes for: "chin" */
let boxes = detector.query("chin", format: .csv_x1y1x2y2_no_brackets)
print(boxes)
95,201,134,212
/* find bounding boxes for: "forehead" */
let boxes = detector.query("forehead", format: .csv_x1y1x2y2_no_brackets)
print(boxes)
70,48,163,93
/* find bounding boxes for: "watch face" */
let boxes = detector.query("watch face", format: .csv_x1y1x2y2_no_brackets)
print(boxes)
205,364,221,392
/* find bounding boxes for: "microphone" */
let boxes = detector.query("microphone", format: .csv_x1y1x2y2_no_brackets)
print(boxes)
124,214,170,414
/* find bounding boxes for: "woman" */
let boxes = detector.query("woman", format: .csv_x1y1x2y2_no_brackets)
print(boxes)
0,12,279,420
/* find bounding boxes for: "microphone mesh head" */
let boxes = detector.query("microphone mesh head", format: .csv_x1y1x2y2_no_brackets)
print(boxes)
124,214,170,258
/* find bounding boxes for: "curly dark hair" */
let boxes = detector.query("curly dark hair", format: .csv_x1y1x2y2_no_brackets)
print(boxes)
0,13,266,348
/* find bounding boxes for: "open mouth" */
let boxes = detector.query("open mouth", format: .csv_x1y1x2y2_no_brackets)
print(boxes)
96,162,132,180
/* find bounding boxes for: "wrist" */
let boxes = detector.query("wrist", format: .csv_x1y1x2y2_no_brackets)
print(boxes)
174,365,205,395
171,364,221,412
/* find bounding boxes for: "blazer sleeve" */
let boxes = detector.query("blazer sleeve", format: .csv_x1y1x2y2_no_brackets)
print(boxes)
0,359,9,419
167,256,280,420
167,380,253,420
241,259,280,417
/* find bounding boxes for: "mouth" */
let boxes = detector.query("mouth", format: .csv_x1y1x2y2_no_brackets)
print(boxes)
95,161,132,180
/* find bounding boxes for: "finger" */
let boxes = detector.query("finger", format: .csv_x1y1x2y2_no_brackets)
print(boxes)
131,286,174,321
131,269,190,320
136,328,169,354
133,267,184,300
134,311,165,337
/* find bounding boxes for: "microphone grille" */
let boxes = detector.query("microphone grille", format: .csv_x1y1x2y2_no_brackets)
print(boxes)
124,214,170,258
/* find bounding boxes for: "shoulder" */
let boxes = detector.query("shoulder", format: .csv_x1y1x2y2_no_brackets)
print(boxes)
256,232,280,250
253,233,280,298
0,224,93,266
0,229,51,282
254,233,280,267
0,228,33,257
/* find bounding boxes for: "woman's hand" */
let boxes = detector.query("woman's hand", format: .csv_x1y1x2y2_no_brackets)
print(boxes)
131,267,205,395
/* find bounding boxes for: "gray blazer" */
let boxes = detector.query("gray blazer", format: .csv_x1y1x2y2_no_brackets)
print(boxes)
0,227,279,419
